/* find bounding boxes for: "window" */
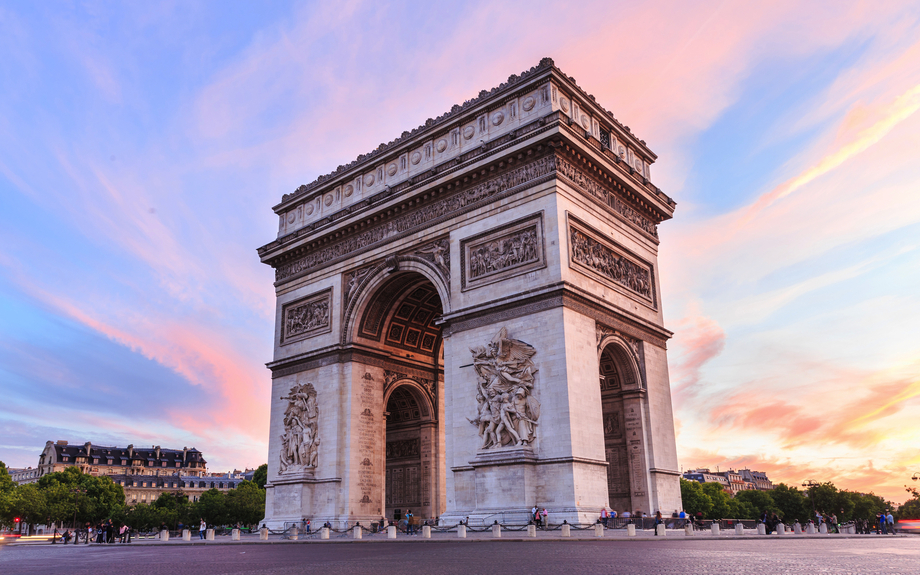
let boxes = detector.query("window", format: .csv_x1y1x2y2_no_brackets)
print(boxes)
93,458,98,464
162,462,167,467
175,462,181,467
142,482,147,487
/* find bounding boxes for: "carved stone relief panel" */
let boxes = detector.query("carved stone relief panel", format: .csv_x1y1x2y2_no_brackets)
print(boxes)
410,237,450,283
278,382,319,476
280,288,333,345
468,327,541,450
460,213,546,291
567,216,656,308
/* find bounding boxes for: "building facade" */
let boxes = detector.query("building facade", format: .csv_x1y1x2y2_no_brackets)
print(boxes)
257,58,682,527
36,440,208,480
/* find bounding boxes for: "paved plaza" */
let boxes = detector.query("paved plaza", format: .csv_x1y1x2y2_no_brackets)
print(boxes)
2,535,918,574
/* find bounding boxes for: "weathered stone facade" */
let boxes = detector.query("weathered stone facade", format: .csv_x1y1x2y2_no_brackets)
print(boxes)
258,58,681,527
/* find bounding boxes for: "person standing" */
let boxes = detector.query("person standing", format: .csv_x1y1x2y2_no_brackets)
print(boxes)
886,511,895,535
600,507,608,529
654,511,663,535
541,508,548,530
610,509,618,528
199,519,207,540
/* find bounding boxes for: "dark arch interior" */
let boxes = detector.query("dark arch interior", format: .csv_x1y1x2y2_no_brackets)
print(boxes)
599,342,635,513
385,385,426,522
358,273,443,364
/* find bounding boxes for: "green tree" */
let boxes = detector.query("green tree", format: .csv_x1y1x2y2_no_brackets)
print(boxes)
897,487,920,520
734,489,777,517
701,482,732,519
770,484,810,523
37,466,125,525
0,461,15,528
679,479,712,518
10,484,47,531
226,481,265,527
193,488,227,527
252,464,268,490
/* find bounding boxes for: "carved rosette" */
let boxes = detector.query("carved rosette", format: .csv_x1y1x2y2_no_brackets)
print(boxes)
468,327,541,450
278,382,320,475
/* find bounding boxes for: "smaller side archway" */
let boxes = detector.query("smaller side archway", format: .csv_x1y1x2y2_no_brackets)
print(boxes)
597,336,647,515
383,381,439,523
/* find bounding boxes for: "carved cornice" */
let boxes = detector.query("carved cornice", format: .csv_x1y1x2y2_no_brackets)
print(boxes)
271,153,557,283
267,345,443,382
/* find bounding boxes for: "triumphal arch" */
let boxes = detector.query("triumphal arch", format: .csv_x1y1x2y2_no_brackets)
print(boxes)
257,58,681,527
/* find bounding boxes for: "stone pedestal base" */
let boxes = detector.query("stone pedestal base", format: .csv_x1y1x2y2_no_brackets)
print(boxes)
627,524,636,537
457,525,467,538
320,527,330,540
756,523,766,535
260,528,269,540
491,524,501,538
656,524,666,537
387,526,396,539
422,525,431,538
711,524,720,536
684,524,693,536
527,525,536,537
735,524,744,536
353,526,362,539
594,524,604,537
182,529,190,541
206,529,214,541
777,524,785,535
159,530,169,541
231,529,240,541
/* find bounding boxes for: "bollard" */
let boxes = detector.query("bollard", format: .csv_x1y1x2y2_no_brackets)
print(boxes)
561,523,571,537
595,524,604,538
206,528,215,541
353,526,362,539
777,523,785,535
627,524,636,537
656,524,666,537
794,523,802,535
231,529,240,541
735,524,744,536
260,528,269,540
457,524,467,538
806,523,815,534
757,523,766,535
182,529,190,541
290,526,298,541
819,523,827,534
711,523,720,536
492,524,501,538
321,527,330,540
684,524,693,536
422,525,431,539
527,524,537,537
160,529,169,542
387,525,396,539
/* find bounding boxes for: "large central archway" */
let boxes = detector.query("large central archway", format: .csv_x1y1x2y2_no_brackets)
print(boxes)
350,267,446,523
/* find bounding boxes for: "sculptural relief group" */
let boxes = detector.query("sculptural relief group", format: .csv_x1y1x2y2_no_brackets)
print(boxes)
468,328,541,449
279,383,320,474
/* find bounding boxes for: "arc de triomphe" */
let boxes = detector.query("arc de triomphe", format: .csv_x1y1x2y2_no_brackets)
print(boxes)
257,58,681,527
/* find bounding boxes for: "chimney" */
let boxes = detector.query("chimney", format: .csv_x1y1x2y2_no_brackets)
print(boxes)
155,446,161,459
56,440,68,446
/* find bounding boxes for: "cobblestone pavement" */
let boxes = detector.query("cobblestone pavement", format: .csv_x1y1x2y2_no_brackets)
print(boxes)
2,536,918,575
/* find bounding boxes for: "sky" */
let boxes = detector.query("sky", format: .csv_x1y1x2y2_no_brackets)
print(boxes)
1,1,918,503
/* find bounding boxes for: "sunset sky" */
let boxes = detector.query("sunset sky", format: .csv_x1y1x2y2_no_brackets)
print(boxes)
1,1,918,503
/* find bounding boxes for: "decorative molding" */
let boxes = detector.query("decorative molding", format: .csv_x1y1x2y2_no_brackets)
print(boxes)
273,154,557,282
567,215,657,308
384,369,438,414
280,288,332,345
343,266,374,309
596,322,641,358
460,213,545,291
556,155,658,238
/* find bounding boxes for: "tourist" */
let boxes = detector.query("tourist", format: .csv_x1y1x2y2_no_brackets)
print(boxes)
305,518,311,533
541,508,548,529
610,508,618,528
199,519,207,540
600,507,608,529
532,504,539,524
405,509,415,535
886,511,895,534
654,511,663,535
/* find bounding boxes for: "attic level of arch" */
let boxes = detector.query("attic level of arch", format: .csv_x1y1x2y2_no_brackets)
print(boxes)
273,60,661,210
259,109,674,267
263,144,674,287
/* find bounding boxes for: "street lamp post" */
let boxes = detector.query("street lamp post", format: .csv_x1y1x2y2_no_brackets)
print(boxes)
801,480,820,515
70,489,86,544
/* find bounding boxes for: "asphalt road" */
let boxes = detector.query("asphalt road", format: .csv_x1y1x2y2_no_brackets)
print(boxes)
2,538,919,574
